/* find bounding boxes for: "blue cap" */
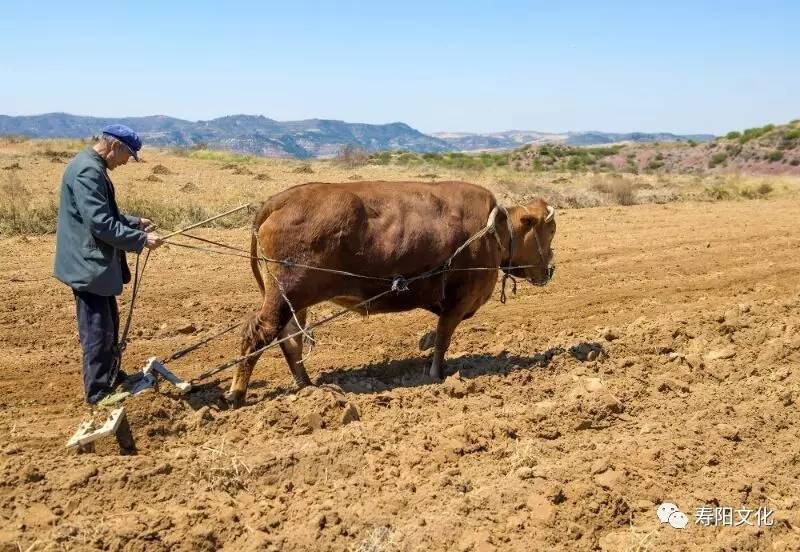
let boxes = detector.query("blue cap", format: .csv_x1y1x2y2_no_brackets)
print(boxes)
102,124,142,161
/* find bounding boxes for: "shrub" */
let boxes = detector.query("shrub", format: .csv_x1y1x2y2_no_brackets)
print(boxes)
739,124,775,143
396,152,420,165
709,152,728,168
725,144,743,156
767,150,783,162
726,131,742,140
756,182,773,196
590,174,637,205
369,151,392,165
566,157,584,171
784,128,800,140
610,180,637,205
705,185,732,201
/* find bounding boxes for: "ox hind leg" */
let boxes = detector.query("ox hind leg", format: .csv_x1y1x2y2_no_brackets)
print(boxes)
279,308,313,388
226,290,291,408
429,309,468,380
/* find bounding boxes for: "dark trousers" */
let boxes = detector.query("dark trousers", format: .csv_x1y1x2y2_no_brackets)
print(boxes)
73,290,122,403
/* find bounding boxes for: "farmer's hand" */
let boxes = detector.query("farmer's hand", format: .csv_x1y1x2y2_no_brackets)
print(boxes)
145,232,163,250
139,217,155,232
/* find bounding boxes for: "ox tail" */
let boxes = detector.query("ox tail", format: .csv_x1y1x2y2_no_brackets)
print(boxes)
250,200,277,297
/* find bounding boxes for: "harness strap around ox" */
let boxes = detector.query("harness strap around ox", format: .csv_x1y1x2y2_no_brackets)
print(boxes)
485,205,519,304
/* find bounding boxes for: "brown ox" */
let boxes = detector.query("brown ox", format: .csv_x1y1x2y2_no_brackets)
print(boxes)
226,180,556,407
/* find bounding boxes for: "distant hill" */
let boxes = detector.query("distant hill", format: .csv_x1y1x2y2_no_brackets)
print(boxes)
0,113,451,159
502,120,800,175
432,130,715,151
0,112,714,158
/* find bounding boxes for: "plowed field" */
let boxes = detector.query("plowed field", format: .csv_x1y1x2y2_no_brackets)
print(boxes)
2,198,800,551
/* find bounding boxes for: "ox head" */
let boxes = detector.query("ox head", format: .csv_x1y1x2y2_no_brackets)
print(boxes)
501,199,556,286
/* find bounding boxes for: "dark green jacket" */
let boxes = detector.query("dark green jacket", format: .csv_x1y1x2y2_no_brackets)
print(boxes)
53,148,146,296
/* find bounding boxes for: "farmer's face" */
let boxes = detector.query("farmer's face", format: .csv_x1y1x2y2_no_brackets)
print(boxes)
106,140,132,170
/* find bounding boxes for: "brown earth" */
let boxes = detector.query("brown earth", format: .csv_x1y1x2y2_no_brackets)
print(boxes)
1,199,800,551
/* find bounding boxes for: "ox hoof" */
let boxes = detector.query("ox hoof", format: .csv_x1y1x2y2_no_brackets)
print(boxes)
429,366,443,381
418,330,436,351
224,390,245,409
293,375,313,389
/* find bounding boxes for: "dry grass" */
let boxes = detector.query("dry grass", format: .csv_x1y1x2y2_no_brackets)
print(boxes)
0,138,798,236
0,172,58,235
193,438,253,494
355,526,400,552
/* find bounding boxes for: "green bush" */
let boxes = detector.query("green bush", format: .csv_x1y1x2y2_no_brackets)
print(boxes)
767,150,784,162
421,152,442,162
396,152,420,165
370,151,392,165
784,128,800,140
739,124,775,143
726,131,742,140
725,144,743,155
709,153,728,168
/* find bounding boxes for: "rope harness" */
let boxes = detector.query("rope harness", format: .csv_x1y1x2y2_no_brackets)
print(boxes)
119,202,550,384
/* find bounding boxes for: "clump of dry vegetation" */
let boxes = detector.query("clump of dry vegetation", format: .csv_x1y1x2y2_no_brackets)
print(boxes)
0,172,58,235
590,174,638,205
121,197,251,230
335,144,370,168
292,163,314,174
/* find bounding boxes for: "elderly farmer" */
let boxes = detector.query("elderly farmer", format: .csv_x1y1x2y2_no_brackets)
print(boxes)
53,124,162,404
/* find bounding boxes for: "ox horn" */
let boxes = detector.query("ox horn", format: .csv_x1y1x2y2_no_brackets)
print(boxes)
545,205,555,223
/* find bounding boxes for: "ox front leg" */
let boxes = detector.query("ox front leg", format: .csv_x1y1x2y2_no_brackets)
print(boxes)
226,299,288,408
279,309,313,389
429,312,463,380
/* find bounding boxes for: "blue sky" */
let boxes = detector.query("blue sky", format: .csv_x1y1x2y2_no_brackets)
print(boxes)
1,1,797,134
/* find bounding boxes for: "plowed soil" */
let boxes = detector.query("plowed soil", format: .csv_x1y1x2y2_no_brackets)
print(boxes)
1,199,800,551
